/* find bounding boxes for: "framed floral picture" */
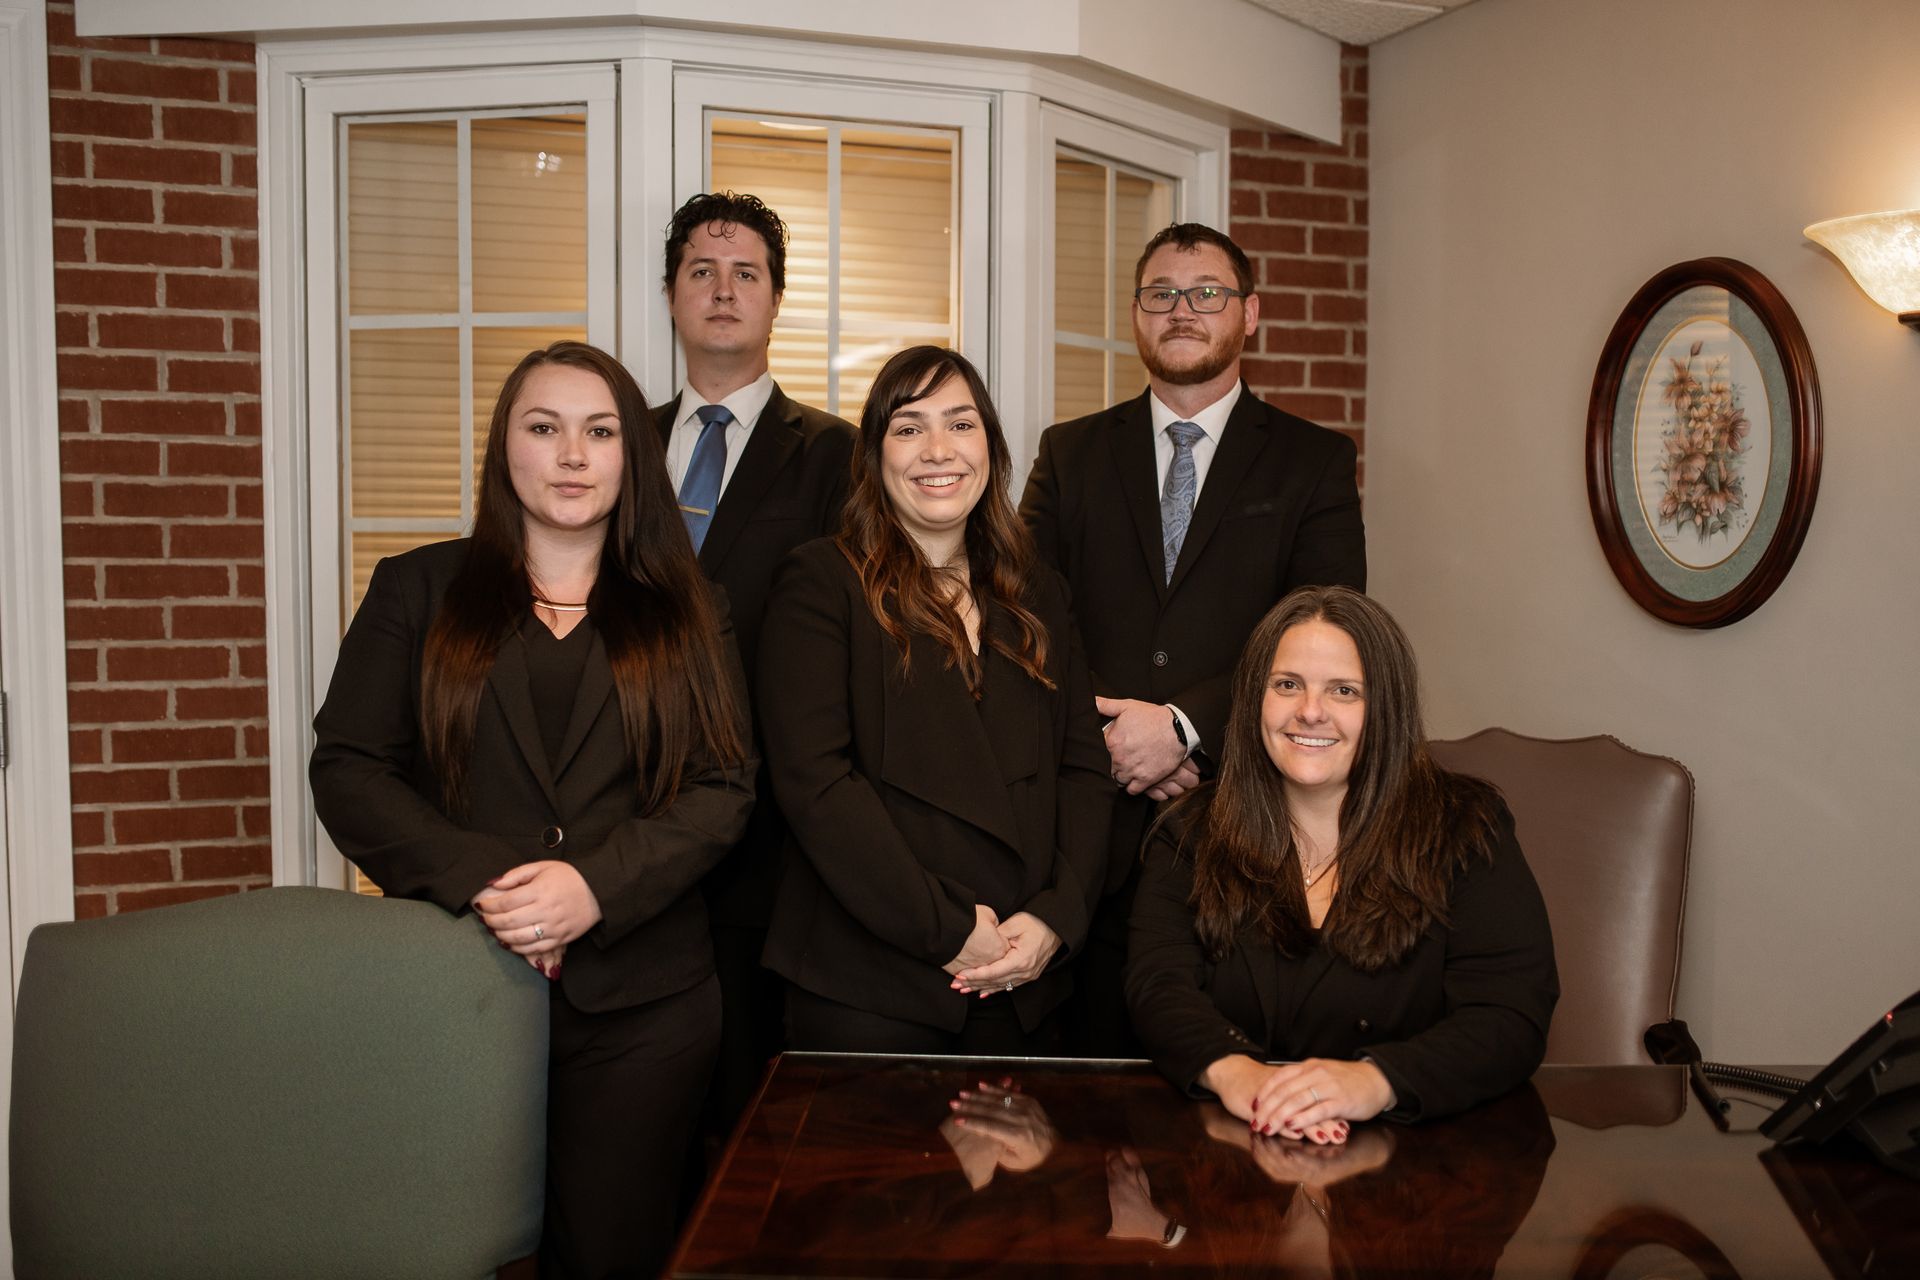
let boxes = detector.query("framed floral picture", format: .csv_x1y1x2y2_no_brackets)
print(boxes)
1586,258,1822,627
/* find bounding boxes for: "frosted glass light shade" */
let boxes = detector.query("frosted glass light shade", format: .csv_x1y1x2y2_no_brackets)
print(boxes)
1805,209,1920,327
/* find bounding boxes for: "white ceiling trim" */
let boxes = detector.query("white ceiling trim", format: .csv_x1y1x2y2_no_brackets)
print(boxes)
76,0,1345,141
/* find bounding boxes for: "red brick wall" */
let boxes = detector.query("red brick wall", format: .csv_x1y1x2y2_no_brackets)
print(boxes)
47,0,269,918
1230,45,1368,485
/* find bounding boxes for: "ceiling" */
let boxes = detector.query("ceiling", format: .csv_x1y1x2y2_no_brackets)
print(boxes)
1244,0,1484,45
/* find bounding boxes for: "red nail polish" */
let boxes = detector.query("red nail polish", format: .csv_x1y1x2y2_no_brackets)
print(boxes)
1251,1097,1259,1111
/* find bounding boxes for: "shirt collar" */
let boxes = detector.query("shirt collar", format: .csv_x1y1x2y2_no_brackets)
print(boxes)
1147,380,1243,442
675,370,775,434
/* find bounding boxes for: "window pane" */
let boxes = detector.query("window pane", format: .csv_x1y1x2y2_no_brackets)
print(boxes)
710,118,829,320
841,128,952,329
1054,344,1105,423
347,121,458,315
1113,348,1148,405
838,330,950,425
1113,171,1175,338
769,327,829,418
472,324,588,498
349,327,461,519
1055,157,1105,339
472,115,588,313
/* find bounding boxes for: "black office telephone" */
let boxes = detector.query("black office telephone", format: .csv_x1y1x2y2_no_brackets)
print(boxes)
1760,988,1920,1179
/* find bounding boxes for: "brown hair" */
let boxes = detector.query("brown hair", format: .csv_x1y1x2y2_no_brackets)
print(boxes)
1174,586,1502,970
663,191,789,295
1134,222,1256,296
419,340,744,815
835,346,1052,695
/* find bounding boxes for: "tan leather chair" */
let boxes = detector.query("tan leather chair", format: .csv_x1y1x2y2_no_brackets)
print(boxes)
1428,728,1693,1065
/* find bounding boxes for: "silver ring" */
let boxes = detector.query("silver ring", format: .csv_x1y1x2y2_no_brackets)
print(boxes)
1002,1095,1015,1108
1003,983,1014,993
533,924,545,941
1308,1086,1320,1103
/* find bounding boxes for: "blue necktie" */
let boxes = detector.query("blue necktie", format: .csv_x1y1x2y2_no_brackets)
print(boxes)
679,404,733,552
1160,421,1204,583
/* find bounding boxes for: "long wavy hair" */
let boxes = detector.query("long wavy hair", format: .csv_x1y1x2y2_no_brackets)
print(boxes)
835,346,1052,694
1173,586,1502,971
419,340,743,815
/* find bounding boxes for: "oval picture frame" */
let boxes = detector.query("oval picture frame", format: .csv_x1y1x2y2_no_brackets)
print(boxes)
1585,257,1822,628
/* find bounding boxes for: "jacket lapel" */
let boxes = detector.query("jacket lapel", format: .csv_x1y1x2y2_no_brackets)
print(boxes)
699,383,803,572
1106,392,1170,606
976,609,1041,788
487,635,560,811
550,629,615,783
1167,385,1267,594
879,623,1026,853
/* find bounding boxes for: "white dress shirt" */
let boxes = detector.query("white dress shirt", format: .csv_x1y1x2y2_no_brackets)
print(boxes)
1147,381,1241,497
666,371,775,500
1143,382,1242,760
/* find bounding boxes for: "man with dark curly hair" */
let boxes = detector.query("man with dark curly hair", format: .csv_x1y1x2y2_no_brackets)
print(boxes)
657,191,856,1139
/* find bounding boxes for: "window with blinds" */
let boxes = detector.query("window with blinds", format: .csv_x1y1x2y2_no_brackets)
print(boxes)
1053,150,1175,422
340,111,592,896
342,112,590,615
707,115,958,422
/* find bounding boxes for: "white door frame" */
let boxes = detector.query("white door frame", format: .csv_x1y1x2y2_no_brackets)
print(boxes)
3,0,80,1270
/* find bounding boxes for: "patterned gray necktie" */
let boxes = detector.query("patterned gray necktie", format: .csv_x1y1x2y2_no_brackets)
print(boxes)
1160,421,1204,583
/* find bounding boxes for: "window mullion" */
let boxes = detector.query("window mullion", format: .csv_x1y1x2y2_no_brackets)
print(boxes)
826,122,843,417
457,116,475,531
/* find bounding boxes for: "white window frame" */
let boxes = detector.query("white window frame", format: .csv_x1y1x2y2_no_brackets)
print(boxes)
672,71,992,420
1041,103,1209,426
294,65,616,891
259,27,1229,889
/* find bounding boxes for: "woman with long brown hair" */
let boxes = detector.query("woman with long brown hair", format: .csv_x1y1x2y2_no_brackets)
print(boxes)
309,340,752,1277
1126,586,1556,1135
757,345,1111,1053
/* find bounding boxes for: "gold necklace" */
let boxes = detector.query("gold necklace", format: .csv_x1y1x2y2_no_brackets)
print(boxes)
1299,846,1338,889
533,597,588,613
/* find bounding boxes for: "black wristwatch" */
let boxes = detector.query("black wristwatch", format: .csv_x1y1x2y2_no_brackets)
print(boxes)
1169,706,1188,751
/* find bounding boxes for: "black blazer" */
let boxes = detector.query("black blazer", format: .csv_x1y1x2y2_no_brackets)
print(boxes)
654,383,856,926
758,539,1113,1032
309,538,757,1014
1124,797,1558,1121
1019,386,1367,891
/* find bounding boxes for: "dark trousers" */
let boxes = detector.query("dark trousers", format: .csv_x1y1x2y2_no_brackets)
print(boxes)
1061,876,1144,1059
702,921,786,1139
541,975,720,1280
787,983,1062,1057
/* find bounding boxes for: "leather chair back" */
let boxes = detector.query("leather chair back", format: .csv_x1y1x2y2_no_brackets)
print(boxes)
1428,729,1693,1065
10,887,548,1280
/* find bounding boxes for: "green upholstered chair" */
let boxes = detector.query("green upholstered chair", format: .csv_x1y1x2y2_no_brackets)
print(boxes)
9,886,548,1280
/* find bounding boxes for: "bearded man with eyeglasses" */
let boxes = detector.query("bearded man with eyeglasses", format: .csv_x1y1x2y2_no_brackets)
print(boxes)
1019,222,1368,1058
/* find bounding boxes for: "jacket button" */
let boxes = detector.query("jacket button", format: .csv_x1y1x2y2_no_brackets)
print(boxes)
1152,650,1169,667
1355,1017,1371,1033
541,825,564,849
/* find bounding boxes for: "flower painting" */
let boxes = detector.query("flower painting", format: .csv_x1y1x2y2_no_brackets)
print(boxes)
1632,318,1771,570
1587,260,1821,628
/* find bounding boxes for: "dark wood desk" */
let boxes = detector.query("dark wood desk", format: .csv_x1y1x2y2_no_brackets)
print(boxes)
670,1056,1918,1279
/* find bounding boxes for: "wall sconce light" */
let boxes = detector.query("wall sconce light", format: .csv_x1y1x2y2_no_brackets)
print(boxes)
1804,209,1920,329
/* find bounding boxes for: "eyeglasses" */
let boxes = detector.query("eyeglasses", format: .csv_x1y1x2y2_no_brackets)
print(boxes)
1133,284,1249,314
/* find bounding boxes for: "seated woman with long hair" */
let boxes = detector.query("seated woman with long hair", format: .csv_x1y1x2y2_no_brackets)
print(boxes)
758,345,1111,1055
1126,586,1556,1137
309,341,752,1278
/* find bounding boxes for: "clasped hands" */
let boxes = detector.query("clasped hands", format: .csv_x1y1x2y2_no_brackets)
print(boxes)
470,859,604,981
945,905,1060,995
939,1078,1057,1189
1202,1054,1398,1145
1097,696,1201,801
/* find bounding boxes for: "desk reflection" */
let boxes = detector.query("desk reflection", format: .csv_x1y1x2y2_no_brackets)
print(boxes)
675,1057,1558,1278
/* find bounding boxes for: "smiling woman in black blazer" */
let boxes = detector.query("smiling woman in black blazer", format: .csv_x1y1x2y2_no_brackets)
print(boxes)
309,341,752,1279
759,346,1111,1055
1126,586,1556,1138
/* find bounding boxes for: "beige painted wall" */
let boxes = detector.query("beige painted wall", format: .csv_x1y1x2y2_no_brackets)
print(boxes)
1369,0,1920,1062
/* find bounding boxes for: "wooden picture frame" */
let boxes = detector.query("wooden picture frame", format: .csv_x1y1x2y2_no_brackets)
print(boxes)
1586,258,1822,628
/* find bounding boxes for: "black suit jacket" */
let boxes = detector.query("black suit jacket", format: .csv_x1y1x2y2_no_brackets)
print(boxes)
654,383,856,926
1019,385,1367,892
309,538,757,1014
758,539,1113,1033
1124,797,1558,1121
